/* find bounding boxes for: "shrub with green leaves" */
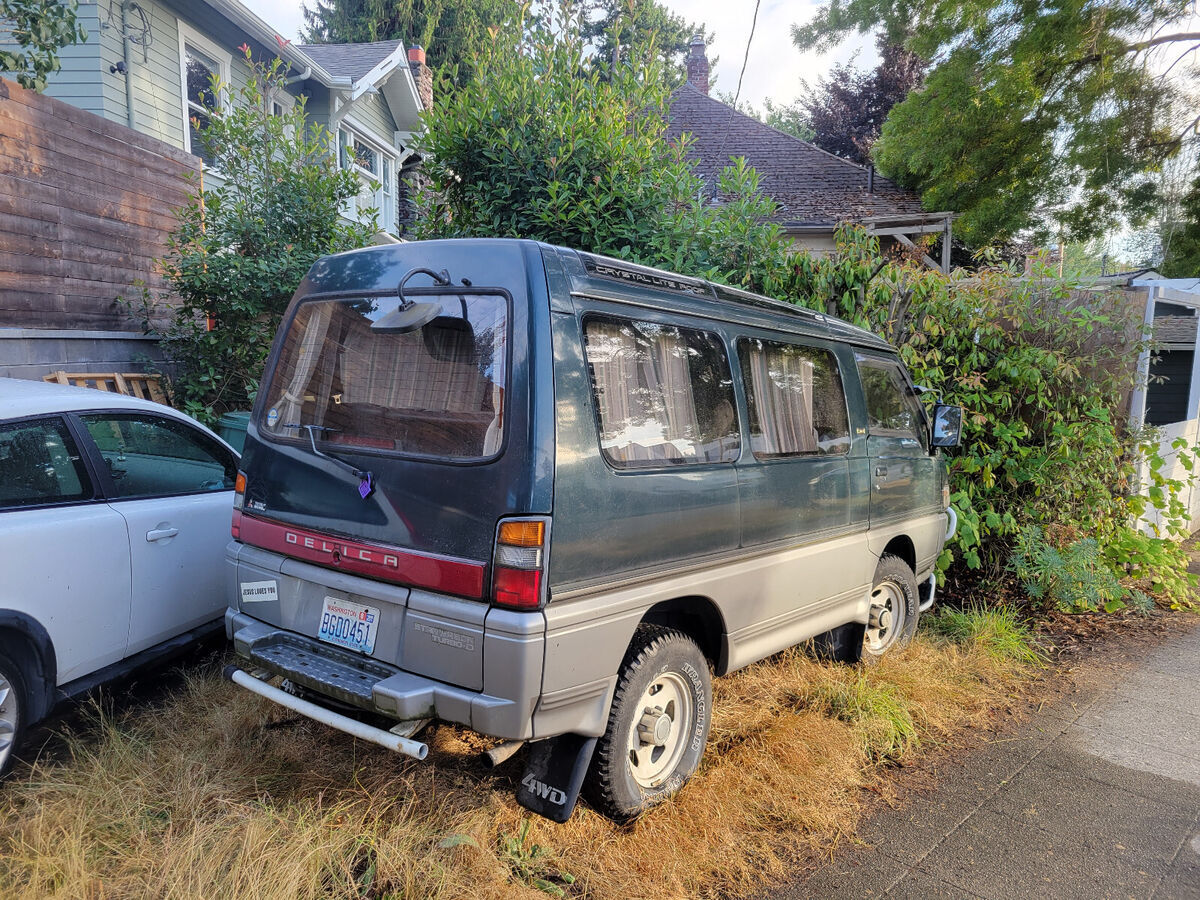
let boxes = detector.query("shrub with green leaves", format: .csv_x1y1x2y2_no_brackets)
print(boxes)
1009,526,1139,614
414,1,792,293
141,50,377,424
410,0,1195,612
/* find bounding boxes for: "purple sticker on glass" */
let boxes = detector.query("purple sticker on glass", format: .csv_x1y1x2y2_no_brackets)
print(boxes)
358,472,373,499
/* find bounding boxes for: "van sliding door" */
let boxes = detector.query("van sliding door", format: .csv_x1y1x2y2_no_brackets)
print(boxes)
727,337,866,660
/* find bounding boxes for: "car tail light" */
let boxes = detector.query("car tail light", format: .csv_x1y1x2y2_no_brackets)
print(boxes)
492,517,548,609
232,471,247,539
942,480,950,509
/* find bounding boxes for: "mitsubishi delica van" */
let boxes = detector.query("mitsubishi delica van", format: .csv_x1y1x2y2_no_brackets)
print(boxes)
224,238,962,823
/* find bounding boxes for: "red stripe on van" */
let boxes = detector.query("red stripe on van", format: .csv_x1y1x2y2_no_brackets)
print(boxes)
236,512,486,599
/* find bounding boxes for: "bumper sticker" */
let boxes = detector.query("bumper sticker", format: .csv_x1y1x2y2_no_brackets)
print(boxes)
240,580,278,604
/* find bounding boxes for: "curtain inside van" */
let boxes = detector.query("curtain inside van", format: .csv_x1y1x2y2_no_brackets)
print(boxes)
745,343,817,454
585,318,736,466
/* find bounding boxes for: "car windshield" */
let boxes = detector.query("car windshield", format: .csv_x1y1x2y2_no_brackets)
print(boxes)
260,293,508,460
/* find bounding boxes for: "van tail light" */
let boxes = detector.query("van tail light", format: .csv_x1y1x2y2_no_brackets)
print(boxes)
492,518,547,610
231,471,247,539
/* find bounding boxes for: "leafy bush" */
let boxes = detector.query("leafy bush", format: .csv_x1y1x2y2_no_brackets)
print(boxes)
411,1,1196,611
414,1,791,293
1010,526,1136,614
136,50,376,424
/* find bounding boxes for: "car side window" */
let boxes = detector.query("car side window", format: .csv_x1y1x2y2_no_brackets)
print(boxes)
738,337,851,458
856,356,928,449
0,417,93,508
80,413,237,499
583,315,740,468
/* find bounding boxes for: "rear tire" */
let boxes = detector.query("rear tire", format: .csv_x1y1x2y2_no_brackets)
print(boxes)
585,625,711,823
0,648,29,779
863,554,919,663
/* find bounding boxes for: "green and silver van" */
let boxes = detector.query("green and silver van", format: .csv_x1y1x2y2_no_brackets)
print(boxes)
224,238,961,822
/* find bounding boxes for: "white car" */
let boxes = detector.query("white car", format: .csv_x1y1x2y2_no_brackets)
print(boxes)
0,378,239,775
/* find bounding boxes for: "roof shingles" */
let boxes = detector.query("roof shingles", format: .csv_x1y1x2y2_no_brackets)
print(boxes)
666,83,926,227
297,40,404,82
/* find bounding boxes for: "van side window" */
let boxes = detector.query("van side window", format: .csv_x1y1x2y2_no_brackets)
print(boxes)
584,316,740,468
857,356,928,448
738,338,850,457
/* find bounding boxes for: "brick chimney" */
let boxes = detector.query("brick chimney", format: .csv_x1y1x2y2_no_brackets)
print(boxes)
408,45,432,110
686,35,709,95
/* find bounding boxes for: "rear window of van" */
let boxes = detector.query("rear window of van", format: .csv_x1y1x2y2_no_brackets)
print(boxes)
260,294,508,460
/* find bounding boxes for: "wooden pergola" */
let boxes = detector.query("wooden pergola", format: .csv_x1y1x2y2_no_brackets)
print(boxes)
862,212,956,273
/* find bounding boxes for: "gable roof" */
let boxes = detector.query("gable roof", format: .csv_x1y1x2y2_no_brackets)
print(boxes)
666,83,926,229
296,40,405,82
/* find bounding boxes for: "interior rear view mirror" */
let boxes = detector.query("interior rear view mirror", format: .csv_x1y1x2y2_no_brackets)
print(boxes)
931,404,963,448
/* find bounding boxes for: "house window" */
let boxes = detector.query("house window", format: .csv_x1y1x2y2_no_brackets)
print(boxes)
178,23,230,167
338,126,397,234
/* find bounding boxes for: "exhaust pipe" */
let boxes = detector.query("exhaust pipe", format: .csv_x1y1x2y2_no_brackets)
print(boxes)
483,740,526,768
224,666,429,760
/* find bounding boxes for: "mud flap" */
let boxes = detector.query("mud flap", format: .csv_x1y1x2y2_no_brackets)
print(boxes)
812,620,865,664
516,733,598,823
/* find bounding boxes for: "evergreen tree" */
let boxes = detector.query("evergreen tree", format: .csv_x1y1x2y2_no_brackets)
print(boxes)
580,0,712,85
301,0,513,86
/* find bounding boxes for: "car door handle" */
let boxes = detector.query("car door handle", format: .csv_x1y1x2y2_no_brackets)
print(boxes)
875,466,888,477
146,527,179,542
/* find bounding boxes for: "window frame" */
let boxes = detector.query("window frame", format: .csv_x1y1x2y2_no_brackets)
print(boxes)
177,21,232,161
71,410,238,503
254,287,515,467
0,414,100,512
854,353,930,449
337,120,399,234
581,311,742,473
734,333,853,461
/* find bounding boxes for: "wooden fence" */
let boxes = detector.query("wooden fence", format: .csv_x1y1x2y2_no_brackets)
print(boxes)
0,75,198,332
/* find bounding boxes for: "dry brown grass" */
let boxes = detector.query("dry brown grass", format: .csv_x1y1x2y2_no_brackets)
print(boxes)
0,625,1034,900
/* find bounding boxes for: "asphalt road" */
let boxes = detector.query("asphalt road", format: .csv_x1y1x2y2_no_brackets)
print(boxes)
777,620,1200,899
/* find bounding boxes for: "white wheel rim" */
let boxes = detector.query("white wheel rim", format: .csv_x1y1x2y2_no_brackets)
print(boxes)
627,671,692,789
866,580,906,654
0,671,17,770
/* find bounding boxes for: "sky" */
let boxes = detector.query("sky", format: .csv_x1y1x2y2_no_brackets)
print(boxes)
239,0,875,111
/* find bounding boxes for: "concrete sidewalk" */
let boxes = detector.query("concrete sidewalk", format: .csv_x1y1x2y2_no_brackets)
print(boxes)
782,621,1200,899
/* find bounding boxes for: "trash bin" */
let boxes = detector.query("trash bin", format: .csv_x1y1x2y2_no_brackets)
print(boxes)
216,411,252,455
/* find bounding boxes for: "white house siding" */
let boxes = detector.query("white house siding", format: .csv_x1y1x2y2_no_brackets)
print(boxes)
1129,280,1200,536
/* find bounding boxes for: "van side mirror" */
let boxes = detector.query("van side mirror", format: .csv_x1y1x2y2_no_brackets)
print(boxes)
931,404,963,449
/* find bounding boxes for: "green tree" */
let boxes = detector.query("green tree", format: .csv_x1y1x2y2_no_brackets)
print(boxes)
145,50,377,423
580,0,712,85
414,2,791,291
0,0,86,91
793,0,1200,246
1161,165,1200,276
301,0,513,86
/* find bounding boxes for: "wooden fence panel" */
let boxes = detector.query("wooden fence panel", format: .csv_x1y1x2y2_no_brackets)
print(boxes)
0,76,198,331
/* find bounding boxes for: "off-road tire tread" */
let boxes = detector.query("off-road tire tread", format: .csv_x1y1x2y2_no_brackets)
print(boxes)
863,554,920,663
585,624,706,823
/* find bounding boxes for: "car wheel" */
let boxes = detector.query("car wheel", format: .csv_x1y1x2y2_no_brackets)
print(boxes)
863,554,920,662
585,625,711,823
0,650,28,778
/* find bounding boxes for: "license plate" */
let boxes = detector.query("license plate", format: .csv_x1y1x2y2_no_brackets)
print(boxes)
317,596,380,655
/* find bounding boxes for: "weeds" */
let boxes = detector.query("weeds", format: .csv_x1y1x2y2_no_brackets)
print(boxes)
924,605,1045,667
811,678,919,761
0,634,1034,900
